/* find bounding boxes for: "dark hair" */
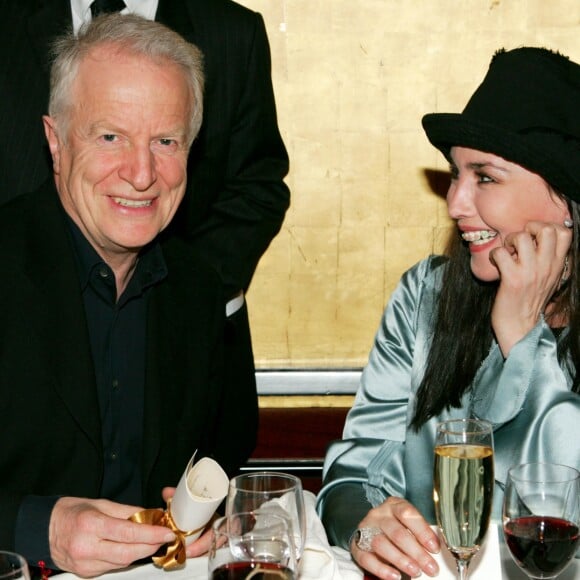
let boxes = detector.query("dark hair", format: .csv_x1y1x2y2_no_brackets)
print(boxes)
411,195,580,429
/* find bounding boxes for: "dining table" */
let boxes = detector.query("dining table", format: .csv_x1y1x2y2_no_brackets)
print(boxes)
56,492,579,580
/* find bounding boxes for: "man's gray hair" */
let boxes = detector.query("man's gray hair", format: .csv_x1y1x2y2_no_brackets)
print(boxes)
48,13,204,145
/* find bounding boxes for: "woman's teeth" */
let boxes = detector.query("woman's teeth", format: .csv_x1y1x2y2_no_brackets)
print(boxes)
461,230,497,245
114,198,152,208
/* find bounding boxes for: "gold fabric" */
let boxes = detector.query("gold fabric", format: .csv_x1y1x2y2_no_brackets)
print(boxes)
129,499,203,570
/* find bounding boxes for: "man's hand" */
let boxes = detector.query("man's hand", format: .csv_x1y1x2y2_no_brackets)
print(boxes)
351,497,440,580
49,497,176,577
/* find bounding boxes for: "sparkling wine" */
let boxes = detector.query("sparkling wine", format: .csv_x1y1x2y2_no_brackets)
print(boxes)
434,444,494,559
211,561,295,580
504,516,579,578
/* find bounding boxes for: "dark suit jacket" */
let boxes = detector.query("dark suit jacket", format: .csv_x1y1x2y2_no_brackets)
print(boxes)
0,182,258,550
0,0,290,296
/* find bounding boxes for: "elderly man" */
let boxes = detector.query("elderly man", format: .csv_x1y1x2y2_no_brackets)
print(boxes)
0,14,257,577
1,2,291,440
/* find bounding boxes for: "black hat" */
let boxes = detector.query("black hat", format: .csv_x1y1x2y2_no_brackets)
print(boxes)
422,47,580,203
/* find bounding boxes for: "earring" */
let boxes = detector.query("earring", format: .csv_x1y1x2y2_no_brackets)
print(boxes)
562,255,570,281
557,255,571,292
564,219,574,228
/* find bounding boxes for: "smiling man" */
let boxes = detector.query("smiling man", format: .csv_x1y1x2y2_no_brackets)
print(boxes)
44,34,196,295
0,14,258,577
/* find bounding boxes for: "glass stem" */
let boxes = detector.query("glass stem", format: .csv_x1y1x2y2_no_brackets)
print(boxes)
456,559,470,580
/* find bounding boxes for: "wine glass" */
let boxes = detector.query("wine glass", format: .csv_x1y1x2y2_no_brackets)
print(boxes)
433,419,494,580
227,472,306,561
503,462,580,579
208,511,297,579
0,552,30,580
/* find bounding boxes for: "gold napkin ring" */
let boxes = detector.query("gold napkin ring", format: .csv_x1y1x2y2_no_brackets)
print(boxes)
129,498,203,570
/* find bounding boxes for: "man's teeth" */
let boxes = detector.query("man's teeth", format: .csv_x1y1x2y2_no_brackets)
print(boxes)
461,230,497,245
114,198,152,208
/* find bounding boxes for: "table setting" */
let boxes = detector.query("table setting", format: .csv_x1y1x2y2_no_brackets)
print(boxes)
428,420,579,580
11,449,580,579
57,485,362,580
51,456,360,580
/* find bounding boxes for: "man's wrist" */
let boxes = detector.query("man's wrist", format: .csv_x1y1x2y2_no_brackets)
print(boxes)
15,495,60,570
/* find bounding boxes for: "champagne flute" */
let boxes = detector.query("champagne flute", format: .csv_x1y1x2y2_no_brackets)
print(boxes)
503,462,580,579
433,419,494,580
208,511,297,579
227,472,306,561
0,552,30,580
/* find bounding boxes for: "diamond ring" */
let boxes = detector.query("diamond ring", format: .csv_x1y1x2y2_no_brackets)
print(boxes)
354,527,383,552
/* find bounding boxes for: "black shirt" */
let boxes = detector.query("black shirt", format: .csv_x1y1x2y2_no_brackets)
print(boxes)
67,218,167,504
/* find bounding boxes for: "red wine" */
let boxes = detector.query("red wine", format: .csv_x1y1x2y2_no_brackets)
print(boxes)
211,561,295,580
504,516,579,578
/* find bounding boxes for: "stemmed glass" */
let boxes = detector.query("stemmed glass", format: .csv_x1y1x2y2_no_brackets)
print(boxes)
503,462,580,579
208,511,297,579
0,552,30,580
226,472,306,561
433,419,494,580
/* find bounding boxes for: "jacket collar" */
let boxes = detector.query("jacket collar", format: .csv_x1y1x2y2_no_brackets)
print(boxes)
22,181,103,455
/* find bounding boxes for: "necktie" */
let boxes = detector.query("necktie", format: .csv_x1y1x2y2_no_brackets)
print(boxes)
90,0,127,17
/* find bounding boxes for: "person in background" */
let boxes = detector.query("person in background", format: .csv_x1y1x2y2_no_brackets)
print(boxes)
0,14,258,577
317,47,580,580
0,0,290,447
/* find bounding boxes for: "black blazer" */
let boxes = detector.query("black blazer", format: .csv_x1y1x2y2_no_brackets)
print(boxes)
0,0,290,296
0,183,258,549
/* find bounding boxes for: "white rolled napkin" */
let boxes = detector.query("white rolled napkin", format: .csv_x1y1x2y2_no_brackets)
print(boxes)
170,455,229,543
300,491,363,580
235,488,362,579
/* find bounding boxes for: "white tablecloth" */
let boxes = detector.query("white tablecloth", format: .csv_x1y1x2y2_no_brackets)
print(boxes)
57,491,362,580
56,493,580,579
433,525,579,580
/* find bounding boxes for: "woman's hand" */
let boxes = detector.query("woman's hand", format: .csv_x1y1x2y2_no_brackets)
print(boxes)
490,220,572,356
350,497,440,580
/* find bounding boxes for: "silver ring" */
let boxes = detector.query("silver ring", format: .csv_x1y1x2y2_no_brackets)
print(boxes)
354,527,383,552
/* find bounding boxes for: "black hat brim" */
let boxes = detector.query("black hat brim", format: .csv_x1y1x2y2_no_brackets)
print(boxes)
422,112,580,202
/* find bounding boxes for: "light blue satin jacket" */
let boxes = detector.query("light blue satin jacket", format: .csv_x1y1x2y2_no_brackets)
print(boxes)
317,256,580,543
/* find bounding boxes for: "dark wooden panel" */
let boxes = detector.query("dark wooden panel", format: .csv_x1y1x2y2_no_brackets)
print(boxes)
251,406,349,459
244,406,349,493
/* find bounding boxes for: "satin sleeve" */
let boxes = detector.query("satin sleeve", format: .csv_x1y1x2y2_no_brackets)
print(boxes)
316,258,440,542
471,319,580,515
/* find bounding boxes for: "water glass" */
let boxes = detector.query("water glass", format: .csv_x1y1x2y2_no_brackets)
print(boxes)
208,511,297,579
227,472,306,560
0,552,29,580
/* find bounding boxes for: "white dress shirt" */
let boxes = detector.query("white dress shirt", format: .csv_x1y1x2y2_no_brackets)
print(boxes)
70,0,159,33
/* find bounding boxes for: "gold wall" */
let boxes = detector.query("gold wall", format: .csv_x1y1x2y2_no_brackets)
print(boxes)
237,0,580,369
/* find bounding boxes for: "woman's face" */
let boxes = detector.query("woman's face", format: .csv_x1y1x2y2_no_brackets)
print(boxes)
446,146,570,282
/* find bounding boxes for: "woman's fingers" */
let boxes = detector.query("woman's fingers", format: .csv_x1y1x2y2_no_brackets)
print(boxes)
352,498,440,579
493,221,571,295
490,220,573,355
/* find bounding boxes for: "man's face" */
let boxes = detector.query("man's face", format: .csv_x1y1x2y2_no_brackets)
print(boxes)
44,44,192,262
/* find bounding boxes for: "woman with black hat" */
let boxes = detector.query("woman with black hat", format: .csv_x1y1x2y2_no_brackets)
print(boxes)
316,47,580,580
